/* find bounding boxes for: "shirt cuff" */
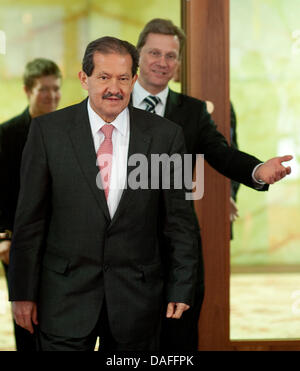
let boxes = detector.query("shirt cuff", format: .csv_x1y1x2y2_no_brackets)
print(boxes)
252,163,266,189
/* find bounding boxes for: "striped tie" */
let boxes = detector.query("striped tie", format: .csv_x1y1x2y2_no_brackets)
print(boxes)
144,95,160,113
97,124,114,199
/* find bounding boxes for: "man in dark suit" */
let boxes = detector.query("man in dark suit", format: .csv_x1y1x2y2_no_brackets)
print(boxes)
0,58,62,351
8,37,198,351
206,101,240,231
229,103,241,233
133,18,292,351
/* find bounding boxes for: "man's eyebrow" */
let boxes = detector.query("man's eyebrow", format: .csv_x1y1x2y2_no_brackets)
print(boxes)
96,71,110,76
147,47,161,51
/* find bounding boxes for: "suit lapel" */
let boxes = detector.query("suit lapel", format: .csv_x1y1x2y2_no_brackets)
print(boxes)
164,89,181,120
68,99,111,221
108,106,151,229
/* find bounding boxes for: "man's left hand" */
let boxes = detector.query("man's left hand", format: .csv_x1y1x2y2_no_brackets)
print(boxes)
230,197,239,222
166,302,190,319
0,238,11,265
254,155,293,184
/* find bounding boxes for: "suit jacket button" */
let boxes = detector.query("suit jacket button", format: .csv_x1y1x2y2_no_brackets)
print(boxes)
103,264,109,272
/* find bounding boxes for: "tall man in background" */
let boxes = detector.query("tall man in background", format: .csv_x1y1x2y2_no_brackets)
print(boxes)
133,18,292,351
0,58,62,351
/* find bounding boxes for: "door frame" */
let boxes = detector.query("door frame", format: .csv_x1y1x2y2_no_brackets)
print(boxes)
181,0,300,351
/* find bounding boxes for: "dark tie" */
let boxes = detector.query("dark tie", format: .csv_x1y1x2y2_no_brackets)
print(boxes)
144,95,160,113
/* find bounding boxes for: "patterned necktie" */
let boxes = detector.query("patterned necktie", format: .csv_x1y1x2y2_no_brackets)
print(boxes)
97,124,114,200
144,95,160,113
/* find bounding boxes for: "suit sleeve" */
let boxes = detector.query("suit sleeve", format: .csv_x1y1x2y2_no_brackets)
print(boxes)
0,125,11,231
162,126,198,306
0,124,6,231
196,100,268,190
8,118,50,301
230,103,241,200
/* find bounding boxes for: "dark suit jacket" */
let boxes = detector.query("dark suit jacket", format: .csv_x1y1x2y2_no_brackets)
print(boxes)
8,99,198,343
0,108,31,232
230,103,240,201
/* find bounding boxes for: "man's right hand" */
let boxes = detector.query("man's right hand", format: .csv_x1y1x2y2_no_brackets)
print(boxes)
12,301,38,334
0,239,11,265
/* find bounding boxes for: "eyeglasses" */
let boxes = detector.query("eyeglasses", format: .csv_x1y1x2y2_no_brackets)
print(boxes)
147,49,178,62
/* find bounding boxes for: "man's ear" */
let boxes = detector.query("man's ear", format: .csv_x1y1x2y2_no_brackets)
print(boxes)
131,74,138,89
23,85,31,99
78,70,88,90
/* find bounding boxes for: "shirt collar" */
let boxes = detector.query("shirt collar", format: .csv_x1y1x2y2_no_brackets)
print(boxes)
87,98,129,137
133,80,169,107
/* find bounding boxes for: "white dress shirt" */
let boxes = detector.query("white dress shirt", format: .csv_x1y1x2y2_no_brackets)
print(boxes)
87,99,130,218
132,80,169,117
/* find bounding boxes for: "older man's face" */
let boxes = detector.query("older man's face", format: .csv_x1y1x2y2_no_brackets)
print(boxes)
138,33,180,94
79,52,137,123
